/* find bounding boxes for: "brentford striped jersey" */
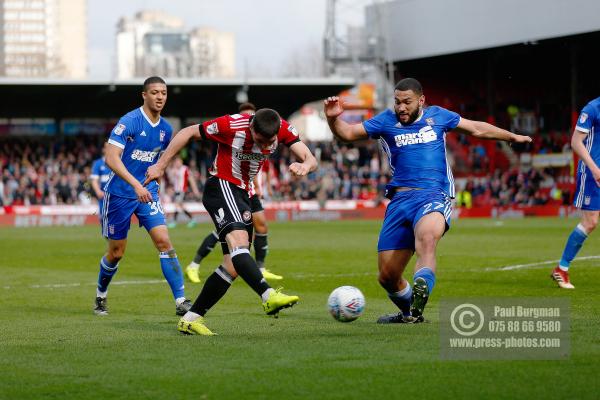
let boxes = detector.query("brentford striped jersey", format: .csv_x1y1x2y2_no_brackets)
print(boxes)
167,165,189,193
200,113,300,191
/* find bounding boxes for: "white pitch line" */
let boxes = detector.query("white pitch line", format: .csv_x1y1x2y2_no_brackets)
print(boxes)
8,256,598,291
2,279,167,290
483,255,600,271
289,271,375,279
112,279,166,286
1,273,378,291
30,283,81,289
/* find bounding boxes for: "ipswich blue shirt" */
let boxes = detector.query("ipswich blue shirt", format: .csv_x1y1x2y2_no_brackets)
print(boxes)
104,107,173,199
575,97,600,171
90,157,111,188
363,106,460,197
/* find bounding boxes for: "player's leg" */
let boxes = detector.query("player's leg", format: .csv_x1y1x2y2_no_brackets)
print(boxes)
252,204,282,281
554,174,600,288
202,178,271,298
412,211,447,321
554,210,598,289
253,210,269,268
376,249,414,323
94,193,135,315
168,202,179,228
179,177,241,333
138,197,190,315
404,191,452,321
179,177,297,334
181,203,195,227
225,227,298,315
193,254,239,316
375,193,419,323
95,238,127,315
225,228,271,294
180,243,244,335
186,231,219,283
217,178,297,314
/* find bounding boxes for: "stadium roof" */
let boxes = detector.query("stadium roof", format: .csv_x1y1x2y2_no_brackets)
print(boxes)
0,77,355,120
369,0,600,62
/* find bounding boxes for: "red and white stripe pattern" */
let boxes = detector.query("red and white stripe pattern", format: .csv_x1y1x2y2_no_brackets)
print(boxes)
202,114,299,192
168,165,189,193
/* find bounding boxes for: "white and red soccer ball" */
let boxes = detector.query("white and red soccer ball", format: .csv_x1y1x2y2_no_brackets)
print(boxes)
327,286,365,322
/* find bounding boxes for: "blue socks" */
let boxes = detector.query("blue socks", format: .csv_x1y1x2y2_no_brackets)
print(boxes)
414,267,436,294
386,268,435,316
159,249,185,300
97,256,118,295
388,283,412,316
559,224,588,270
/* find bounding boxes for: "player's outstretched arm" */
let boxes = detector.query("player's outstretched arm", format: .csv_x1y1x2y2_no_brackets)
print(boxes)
105,143,153,202
454,118,532,143
324,96,369,142
288,141,318,177
572,129,600,185
145,125,200,185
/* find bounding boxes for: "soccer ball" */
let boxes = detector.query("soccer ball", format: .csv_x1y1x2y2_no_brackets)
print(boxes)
327,286,365,322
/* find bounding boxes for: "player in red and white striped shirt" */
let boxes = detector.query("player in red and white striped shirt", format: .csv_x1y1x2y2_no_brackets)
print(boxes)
186,103,282,282
165,156,200,228
145,108,317,335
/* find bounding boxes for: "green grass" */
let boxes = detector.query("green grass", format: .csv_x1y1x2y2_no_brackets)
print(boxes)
1,218,599,399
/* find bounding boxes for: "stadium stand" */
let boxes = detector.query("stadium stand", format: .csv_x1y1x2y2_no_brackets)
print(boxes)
0,130,575,209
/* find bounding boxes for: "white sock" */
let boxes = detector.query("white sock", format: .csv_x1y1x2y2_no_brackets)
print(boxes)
576,223,589,236
188,262,199,269
261,288,274,302
182,311,200,322
175,297,187,306
558,265,569,272
96,289,107,298
395,284,411,297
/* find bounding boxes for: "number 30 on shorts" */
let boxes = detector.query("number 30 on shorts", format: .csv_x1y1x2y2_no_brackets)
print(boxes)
148,201,164,215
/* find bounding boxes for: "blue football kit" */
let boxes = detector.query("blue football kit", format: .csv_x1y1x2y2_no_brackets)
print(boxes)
363,106,459,252
557,97,600,274
574,97,600,210
90,157,112,220
102,107,172,240
95,107,186,306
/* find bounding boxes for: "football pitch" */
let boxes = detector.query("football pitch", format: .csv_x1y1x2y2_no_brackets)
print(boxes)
1,218,599,399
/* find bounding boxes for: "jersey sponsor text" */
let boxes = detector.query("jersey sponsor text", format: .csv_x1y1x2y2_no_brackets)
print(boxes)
131,149,158,162
394,126,437,147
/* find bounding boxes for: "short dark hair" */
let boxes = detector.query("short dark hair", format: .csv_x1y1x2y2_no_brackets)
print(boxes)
252,108,281,138
143,76,166,91
394,78,423,95
238,102,256,113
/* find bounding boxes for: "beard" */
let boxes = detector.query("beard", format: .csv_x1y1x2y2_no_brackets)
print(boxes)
396,107,421,125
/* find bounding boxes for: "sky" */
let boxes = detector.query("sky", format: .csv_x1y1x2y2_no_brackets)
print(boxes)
87,0,364,79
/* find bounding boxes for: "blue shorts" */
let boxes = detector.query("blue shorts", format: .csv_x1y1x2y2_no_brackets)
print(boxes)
574,169,600,210
377,189,452,252
101,192,166,240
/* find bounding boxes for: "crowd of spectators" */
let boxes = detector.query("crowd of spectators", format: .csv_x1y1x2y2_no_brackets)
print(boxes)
270,141,388,202
0,136,101,206
455,167,572,208
0,132,575,208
